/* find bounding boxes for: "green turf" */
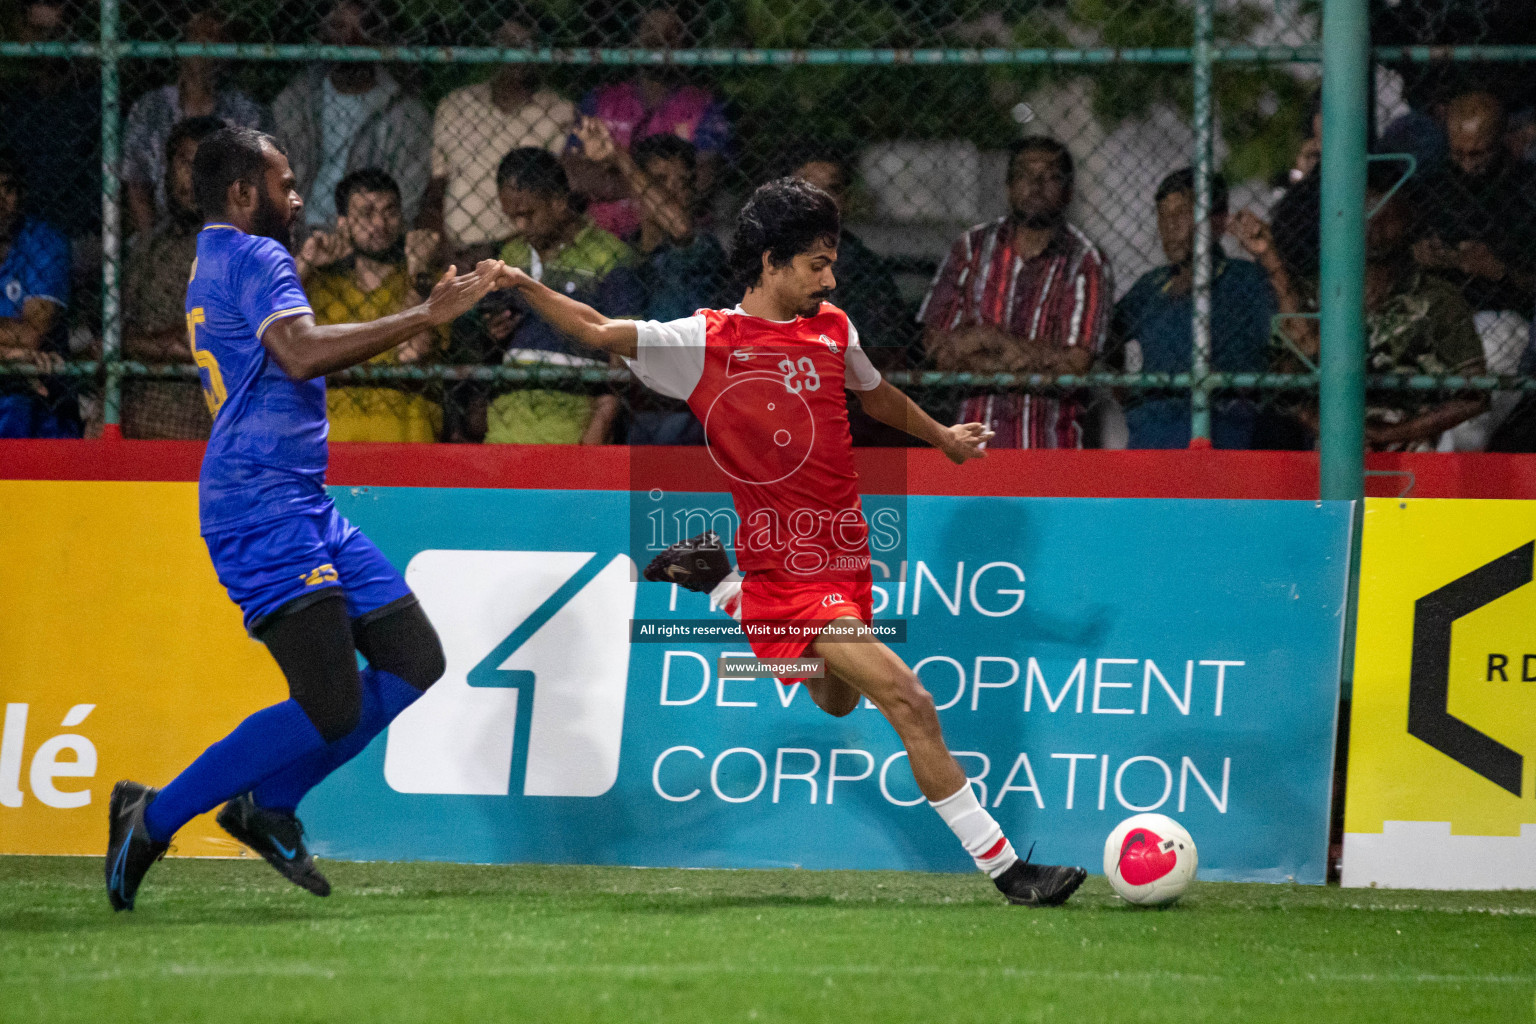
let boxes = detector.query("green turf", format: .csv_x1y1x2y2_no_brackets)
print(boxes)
3,856,1535,1023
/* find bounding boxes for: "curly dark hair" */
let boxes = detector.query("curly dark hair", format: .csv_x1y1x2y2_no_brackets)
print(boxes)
728,177,840,288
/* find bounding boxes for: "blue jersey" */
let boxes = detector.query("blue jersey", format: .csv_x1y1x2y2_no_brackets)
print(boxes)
186,223,324,535
0,216,71,322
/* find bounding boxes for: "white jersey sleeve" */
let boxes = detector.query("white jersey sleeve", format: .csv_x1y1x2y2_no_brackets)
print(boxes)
625,315,708,400
843,319,882,392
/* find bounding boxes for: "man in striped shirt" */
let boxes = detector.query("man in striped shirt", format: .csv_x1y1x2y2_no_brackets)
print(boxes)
919,136,1112,449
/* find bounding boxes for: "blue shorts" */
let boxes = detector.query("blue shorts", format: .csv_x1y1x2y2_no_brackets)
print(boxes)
204,504,413,635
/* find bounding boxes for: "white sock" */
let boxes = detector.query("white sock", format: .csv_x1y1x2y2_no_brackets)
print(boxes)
930,783,1019,878
710,572,744,622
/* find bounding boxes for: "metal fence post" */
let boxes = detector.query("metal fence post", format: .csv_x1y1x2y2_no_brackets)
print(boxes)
1189,0,1215,447
99,0,123,439
1319,0,1368,499
1320,0,1370,703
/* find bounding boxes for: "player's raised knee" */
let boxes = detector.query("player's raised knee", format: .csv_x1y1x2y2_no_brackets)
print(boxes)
358,602,446,690
811,680,861,718
883,671,937,726
418,638,445,689
380,634,444,691
296,681,363,744
404,630,446,691
824,693,860,717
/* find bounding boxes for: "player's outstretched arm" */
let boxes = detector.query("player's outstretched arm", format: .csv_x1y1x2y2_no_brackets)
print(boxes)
262,260,504,381
498,266,640,359
856,379,993,465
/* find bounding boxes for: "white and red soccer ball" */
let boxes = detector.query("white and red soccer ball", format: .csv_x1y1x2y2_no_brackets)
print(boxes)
1103,813,1198,906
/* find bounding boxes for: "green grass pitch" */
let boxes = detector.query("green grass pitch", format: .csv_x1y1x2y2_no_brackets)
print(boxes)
3,856,1535,1023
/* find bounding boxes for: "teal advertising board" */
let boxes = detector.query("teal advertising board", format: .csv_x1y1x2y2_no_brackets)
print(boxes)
304,490,1352,883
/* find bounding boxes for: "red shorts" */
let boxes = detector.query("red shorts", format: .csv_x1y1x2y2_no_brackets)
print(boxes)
739,569,874,683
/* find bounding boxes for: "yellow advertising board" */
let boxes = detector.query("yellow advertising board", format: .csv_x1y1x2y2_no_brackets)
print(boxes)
0,481,286,858
1344,498,1536,888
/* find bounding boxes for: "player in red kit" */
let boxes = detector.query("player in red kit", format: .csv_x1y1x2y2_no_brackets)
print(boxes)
496,178,1086,906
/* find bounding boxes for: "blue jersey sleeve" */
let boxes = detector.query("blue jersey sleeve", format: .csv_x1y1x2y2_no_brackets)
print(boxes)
236,237,312,340
20,221,71,309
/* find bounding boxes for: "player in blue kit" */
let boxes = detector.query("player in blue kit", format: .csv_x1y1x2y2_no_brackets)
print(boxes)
104,126,506,910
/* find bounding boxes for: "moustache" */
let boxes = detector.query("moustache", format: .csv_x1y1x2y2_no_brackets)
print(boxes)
810,289,833,300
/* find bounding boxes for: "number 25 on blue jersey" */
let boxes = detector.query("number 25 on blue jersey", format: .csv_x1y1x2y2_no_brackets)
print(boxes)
186,306,227,417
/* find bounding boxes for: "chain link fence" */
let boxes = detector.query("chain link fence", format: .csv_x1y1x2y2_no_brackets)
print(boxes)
0,0,1532,450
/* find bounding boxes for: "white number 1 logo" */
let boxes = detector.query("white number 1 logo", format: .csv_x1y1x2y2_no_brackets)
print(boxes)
384,550,636,797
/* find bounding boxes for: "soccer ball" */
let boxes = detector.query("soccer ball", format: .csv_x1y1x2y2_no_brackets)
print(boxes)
1103,813,1198,906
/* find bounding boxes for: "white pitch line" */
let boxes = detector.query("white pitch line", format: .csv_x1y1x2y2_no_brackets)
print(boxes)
34,963,1536,987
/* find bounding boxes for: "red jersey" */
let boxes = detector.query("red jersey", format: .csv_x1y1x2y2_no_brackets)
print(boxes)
628,303,883,579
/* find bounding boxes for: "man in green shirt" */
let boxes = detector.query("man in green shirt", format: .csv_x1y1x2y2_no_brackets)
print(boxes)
482,147,644,444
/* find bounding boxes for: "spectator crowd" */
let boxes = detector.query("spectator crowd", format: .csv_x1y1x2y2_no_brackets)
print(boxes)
3,0,1536,453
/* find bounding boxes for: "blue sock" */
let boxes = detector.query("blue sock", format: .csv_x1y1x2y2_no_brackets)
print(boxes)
251,669,425,814
144,699,326,843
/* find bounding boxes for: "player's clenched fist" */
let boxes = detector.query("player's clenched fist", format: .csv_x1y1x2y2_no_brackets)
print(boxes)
941,422,994,464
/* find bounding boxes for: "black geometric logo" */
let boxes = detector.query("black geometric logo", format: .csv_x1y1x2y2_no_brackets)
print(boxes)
1407,542,1531,796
